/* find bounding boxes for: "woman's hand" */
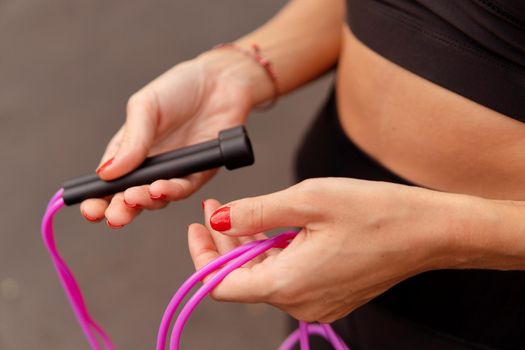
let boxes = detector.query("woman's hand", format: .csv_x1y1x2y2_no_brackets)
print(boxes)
189,178,482,323
80,50,273,227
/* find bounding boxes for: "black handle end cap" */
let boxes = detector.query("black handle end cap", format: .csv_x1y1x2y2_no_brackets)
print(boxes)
219,126,255,170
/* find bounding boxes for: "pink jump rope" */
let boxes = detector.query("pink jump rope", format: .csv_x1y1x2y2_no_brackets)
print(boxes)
41,126,349,349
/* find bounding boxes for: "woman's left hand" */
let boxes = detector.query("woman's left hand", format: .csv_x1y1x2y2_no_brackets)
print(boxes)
189,178,479,323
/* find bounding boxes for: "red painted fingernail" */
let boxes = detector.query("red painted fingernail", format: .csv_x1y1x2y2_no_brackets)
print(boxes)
210,206,231,231
96,157,115,175
123,199,142,209
81,210,102,223
106,220,124,229
150,193,167,200
201,199,206,210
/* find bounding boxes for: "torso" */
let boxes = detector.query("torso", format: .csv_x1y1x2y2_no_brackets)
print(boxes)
336,26,525,200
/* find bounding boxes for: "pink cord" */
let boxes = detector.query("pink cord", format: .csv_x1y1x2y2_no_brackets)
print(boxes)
42,189,114,350
299,321,310,350
278,324,349,350
156,240,261,350
42,191,349,349
157,231,349,350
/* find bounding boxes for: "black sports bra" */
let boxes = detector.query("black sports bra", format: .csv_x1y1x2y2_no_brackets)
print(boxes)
346,0,525,122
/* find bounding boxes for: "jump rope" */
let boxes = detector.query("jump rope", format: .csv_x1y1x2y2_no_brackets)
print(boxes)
41,126,349,350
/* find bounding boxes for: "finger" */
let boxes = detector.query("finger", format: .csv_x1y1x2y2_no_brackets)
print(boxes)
237,232,284,260
188,223,220,271
104,193,142,229
97,89,159,180
97,126,124,169
205,200,274,265
123,185,170,210
148,170,216,201
190,208,278,302
208,186,311,236
80,198,109,222
210,261,276,303
238,232,267,245
204,199,240,254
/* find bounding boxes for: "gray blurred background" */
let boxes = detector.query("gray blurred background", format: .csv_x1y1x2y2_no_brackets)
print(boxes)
0,1,332,349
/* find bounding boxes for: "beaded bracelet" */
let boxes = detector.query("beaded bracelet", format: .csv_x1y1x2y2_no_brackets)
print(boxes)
214,42,280,110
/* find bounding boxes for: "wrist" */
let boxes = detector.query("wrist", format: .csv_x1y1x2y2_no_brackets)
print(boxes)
471,199,525,269
196,48,275,106
400,190,489,272
423,192,512,271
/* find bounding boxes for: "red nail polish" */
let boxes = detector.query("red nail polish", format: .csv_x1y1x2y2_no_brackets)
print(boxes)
201,199,206,210
81,210,101,223
150,193,167,200
106,220,124,229
96,157,115,175
210,206,231,231
123,199,142,209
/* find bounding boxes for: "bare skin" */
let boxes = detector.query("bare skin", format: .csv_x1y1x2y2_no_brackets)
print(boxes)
79,0,525,323
337,27,525,200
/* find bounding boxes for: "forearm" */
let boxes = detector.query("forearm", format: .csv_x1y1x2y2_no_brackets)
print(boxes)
236,0,344,95
435,194,525,271
198,0,344,105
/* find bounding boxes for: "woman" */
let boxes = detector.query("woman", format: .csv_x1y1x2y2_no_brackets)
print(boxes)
80,1,525,349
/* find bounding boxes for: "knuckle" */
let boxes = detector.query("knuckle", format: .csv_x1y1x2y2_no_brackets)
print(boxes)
269,279,299,306
121,130,149,156
126,90,157,114
289,308,317,323
245,199,264,230
209,290,227,302
288,179,323,217
123,186,139,197
126,93,144,111
294,178,320,194
172,180,192,198
111,192,124,202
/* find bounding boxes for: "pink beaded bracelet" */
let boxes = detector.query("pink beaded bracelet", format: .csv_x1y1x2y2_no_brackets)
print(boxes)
214,42,280,110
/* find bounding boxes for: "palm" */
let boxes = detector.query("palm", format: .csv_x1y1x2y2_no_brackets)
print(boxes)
80,58,254,226
145,61,251,156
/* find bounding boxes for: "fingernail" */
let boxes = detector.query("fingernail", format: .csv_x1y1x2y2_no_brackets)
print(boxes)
201,199,206,210
123,199,142,209
106,220,124,229
96,157,115,175
210,206,231,231
150,193,167,200
81,210,102,223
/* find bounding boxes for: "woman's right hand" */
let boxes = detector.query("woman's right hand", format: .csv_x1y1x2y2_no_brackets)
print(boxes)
80,50,272,228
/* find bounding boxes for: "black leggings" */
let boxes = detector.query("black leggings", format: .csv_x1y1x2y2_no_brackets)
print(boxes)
291,92,509,350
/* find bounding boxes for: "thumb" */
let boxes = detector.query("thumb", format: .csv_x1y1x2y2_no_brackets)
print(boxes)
97,91,158,180
209,186,311,236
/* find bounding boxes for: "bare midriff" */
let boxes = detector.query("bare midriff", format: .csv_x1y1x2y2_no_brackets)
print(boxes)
336,26,525,200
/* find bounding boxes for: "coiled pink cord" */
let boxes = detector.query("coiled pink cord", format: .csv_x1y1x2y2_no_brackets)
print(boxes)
42,190,349,349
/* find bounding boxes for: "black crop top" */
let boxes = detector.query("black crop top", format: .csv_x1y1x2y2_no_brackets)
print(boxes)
343,1,525,348
347,0,525,122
